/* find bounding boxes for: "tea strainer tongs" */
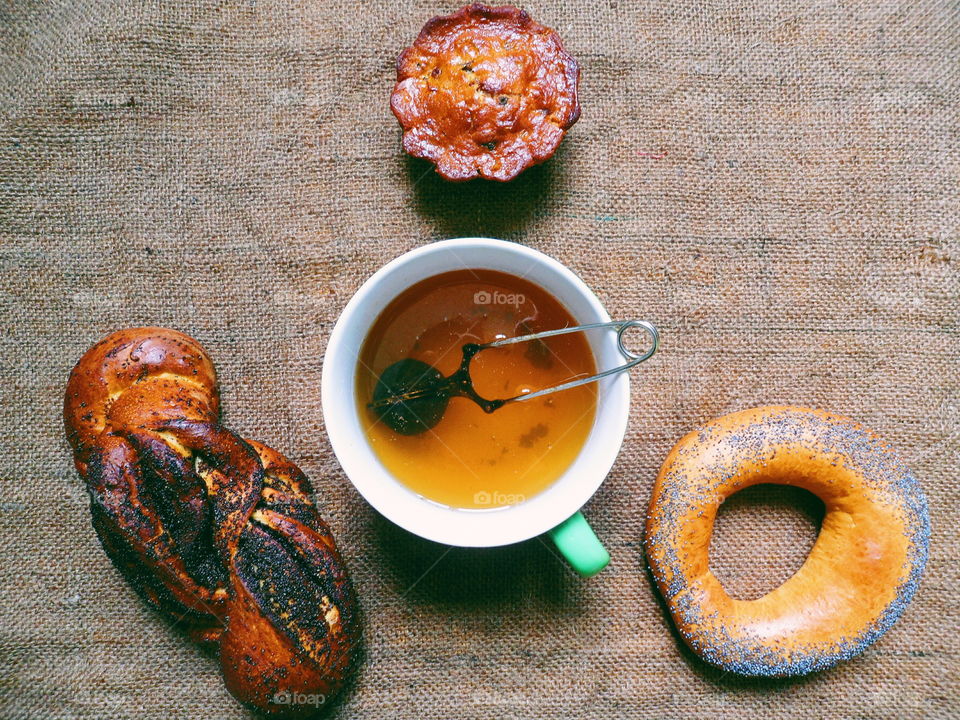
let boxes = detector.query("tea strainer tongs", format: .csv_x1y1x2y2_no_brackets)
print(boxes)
368,319,660,435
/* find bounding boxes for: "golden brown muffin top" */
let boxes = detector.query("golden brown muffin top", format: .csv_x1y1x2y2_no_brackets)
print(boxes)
391,4,580,181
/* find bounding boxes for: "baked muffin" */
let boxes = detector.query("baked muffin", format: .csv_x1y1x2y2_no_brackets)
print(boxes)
390,4,581,182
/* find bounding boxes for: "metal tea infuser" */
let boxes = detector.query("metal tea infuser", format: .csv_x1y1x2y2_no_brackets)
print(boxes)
368,319,660,435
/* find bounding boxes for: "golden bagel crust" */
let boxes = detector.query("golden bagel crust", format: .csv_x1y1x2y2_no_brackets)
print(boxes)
390,4,580,181
64,328,360,717
644,406,929,676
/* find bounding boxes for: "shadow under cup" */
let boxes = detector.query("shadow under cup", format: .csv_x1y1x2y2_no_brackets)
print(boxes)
321,238,630,576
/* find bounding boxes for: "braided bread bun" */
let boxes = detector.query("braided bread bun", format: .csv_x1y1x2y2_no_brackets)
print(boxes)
64,328,359,716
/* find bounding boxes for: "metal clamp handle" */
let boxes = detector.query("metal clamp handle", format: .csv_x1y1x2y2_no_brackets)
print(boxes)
481,319,660,405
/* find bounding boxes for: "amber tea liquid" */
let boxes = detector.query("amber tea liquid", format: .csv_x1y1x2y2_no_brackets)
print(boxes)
356,269,597,509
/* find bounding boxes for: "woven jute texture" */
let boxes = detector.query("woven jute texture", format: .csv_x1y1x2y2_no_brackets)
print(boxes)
1,0,957,718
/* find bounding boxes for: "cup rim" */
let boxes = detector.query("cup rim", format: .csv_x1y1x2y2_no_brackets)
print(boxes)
321,238,629,547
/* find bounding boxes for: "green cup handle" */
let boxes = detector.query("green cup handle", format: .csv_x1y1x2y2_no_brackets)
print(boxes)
547,511,610,577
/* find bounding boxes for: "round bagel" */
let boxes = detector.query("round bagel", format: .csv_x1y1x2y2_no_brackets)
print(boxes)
644,406,929,676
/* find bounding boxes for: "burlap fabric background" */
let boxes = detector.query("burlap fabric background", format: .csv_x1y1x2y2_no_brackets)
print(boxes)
1,0,957,718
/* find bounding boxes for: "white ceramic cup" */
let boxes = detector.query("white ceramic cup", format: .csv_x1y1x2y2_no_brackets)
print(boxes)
321,238,631,575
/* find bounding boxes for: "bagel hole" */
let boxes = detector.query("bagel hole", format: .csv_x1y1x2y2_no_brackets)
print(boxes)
710,484,825,601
